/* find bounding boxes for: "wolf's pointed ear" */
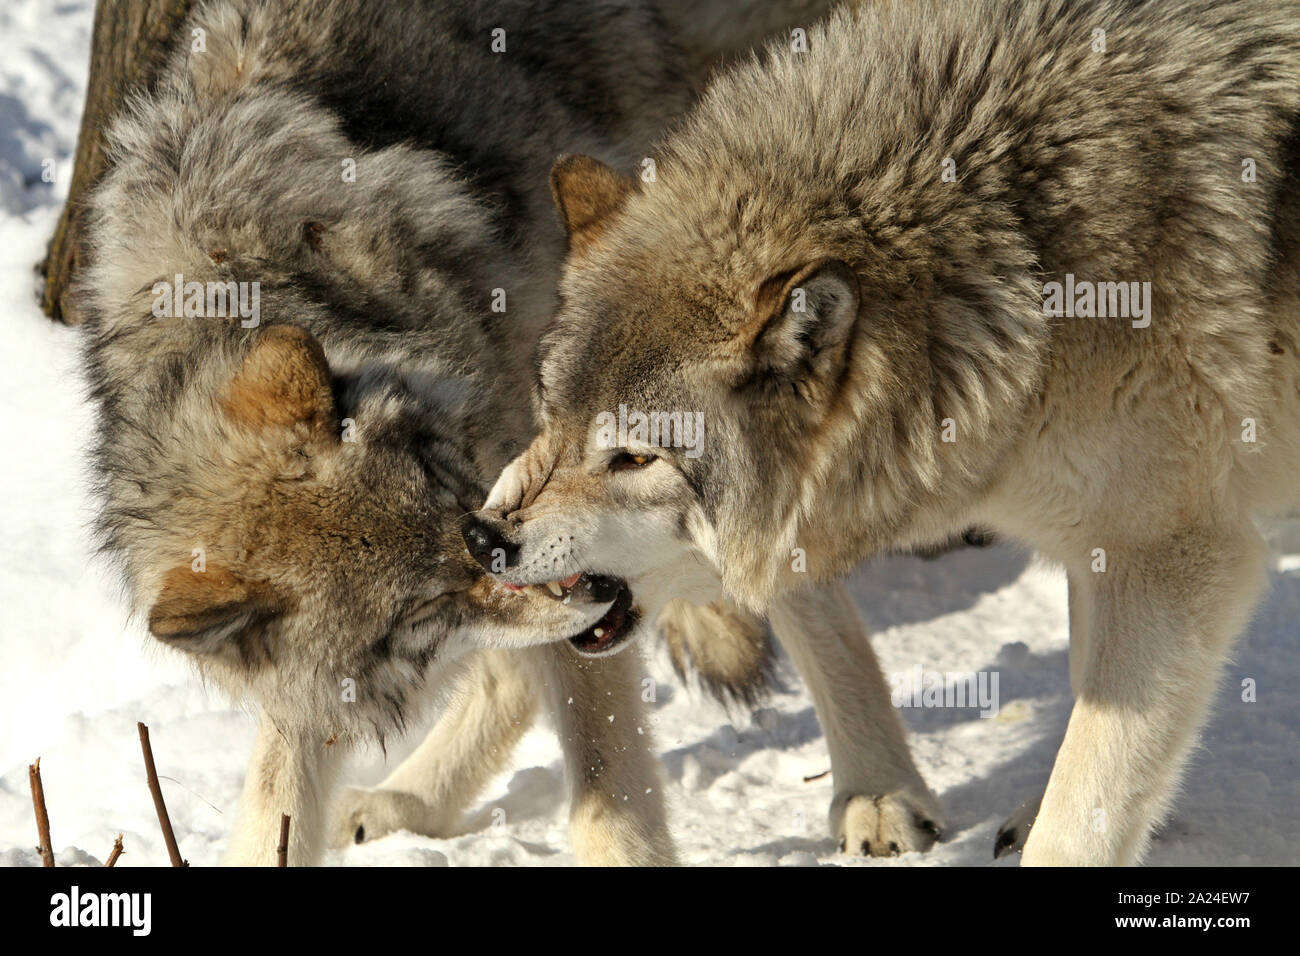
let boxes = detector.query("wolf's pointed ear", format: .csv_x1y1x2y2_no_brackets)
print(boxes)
750,259,859,386
148,565,278,656
550,155,636,252
223,324,338,437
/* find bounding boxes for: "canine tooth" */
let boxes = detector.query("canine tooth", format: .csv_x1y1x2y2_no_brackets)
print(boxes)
546,581,563,597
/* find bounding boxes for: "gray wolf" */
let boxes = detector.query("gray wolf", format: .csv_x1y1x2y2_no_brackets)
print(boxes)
473,0,1300,864
77,0,773,866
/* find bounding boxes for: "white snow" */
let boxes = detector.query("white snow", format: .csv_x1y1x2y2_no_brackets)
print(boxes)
2,0,1297,868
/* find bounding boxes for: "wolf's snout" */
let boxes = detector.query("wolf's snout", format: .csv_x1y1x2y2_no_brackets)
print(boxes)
462,515,519,571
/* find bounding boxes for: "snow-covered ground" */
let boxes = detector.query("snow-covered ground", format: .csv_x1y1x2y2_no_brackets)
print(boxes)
2,0,1298,868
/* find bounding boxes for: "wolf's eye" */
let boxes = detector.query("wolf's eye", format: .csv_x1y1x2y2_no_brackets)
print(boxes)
609,451,658,472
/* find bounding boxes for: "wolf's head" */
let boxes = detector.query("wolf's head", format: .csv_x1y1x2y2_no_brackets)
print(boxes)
470,139,1046,615
100,322,622,738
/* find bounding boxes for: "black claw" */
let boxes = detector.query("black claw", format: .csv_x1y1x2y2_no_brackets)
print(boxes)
917,817,942,840
837,838,847,853
993,828,1016,859
860,840,872,856
888,841,900,857
354,824,366,845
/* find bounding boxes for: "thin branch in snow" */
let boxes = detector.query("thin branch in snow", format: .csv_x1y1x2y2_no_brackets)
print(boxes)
105,834,124,867
138,722,188,866
28,758,55,867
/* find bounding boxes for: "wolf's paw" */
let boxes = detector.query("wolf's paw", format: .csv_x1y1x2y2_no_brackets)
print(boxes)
328,786,451,849
832,791,944,858
994,793,1043,859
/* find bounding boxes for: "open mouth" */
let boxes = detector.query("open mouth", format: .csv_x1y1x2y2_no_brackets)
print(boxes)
506,571,637,656
567,582,635,656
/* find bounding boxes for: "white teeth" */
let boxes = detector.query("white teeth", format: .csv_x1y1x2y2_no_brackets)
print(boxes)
594,628,605,638
546,581,563,597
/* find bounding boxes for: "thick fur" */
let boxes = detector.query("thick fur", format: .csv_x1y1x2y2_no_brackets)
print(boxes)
77,0,783,866
659,598,779,709
481,0,1300,864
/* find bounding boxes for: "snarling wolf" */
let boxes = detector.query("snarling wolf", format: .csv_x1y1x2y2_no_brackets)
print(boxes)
475,0,1300,865
75,0,812,866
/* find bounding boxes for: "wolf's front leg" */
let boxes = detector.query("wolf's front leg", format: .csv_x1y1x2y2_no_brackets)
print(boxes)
1022,525,1268,866
331,651,538,847
534,642,677,865
769,582,945,857
225,713,343,866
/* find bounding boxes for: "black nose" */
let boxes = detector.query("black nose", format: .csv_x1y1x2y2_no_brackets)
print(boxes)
462,516,519,572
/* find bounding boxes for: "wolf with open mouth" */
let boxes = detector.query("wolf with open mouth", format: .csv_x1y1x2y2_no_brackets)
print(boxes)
457,563,640,657
475,0,1300,866
465,382,947,858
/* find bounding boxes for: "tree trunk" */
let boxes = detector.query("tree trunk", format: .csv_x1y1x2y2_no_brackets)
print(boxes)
39,0,193,324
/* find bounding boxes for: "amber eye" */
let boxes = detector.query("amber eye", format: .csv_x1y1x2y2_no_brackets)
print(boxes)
609,451,658,472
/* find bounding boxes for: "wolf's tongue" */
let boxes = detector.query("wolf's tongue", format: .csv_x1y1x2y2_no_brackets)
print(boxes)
559,573,581,588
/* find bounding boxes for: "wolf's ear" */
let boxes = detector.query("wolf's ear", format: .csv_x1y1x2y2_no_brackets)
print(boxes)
550,155,636,252
148,565,278,656
223,324,337,437
750,259,859,386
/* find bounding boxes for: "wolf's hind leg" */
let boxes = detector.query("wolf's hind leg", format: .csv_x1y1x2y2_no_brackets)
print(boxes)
769,582,944,857
330,650,537,848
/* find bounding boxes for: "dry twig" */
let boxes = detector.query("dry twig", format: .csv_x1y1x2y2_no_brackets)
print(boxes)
105,833,125,867
28,758,55,867
277,814,291,867
138,722,188,866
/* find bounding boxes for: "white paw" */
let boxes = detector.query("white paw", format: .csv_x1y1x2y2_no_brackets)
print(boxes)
569,792,678,866
994,793,1042,859
832,791,945,857
329,787,453,849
